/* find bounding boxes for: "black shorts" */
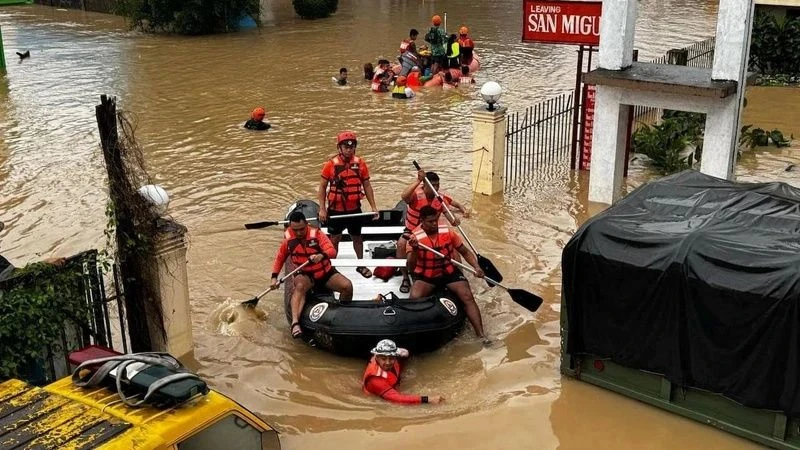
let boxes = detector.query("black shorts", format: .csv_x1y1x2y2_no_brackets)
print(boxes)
432,54,448,67
327,208,363,236
412,268,467,290
296,268,339,293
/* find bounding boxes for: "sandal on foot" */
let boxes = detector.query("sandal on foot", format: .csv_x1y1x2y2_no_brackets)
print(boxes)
399,278,411,294
290,322,303,339
356,266,373,279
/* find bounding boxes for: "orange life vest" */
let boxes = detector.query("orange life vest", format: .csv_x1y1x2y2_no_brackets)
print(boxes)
405,187,448,230
285,226,332,280
362,356,401,395
326,154,365,211
407,71,421,87
412,225,457,279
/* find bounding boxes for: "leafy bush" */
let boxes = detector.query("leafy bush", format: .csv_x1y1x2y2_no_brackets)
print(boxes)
116,0,261,35
740,125,794,149
749,11,800,78
632,111,705,175
292,0,338,19
0,258,93,381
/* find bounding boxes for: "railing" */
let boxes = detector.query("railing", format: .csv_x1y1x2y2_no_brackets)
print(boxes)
632,38,716,122
1,250,129,384
504,91,575,186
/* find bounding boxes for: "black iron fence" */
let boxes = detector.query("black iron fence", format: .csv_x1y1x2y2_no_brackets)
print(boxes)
504,91,575,186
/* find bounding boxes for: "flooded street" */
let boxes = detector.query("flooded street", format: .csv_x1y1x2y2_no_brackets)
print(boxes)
0,0,797,448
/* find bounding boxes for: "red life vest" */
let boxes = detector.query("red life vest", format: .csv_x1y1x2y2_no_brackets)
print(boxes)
412,225,457,279
407,71,421,87
405,187,448,230
371,70,386,92
362,356,401,395
285,226,332,280
399,39,411,54
326,155,365,211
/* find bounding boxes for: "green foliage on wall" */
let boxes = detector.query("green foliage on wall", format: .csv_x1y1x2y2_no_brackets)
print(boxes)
292,0,338,20
116,0,261,35
0,259,92,381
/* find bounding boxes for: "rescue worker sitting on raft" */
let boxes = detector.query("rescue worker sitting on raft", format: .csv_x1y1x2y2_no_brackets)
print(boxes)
363,339,445,405
397,169,469,293
407,206,487,341
244,107,271,131
270,211,353,339
317,130,379,279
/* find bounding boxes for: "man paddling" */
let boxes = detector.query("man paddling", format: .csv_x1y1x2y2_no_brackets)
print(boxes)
363,339,445,405
397,169,469,293
407,206,487,340
317,130,379,279
270,212,353,339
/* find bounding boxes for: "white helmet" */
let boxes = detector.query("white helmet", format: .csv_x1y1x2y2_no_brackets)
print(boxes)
371,339,402,357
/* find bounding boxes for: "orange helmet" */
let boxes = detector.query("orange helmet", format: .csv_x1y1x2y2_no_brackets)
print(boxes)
396,76,407,86
337,130,357,145
432,15,442,26
251,107,266,120
459,26,469,35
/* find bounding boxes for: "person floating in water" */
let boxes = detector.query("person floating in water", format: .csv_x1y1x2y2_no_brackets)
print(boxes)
333,67,348,85
362,339,445,405
244,107,271,131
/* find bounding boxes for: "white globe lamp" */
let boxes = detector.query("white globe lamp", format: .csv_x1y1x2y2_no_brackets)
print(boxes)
480,81,503,111
138,184,170,216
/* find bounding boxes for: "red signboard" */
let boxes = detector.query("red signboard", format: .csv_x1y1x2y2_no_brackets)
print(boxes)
580,84,596,171
522,0,602,46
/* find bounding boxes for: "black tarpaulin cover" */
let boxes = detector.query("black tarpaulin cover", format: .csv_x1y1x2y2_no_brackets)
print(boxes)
563,170,800,415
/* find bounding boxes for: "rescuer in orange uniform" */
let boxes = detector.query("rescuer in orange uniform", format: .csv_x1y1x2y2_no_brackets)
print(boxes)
317,131,379,279
270,211,353,339
407,206,487,340
363,339,445,405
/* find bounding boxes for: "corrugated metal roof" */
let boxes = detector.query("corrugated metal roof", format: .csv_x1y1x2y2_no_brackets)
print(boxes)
0,379,131,449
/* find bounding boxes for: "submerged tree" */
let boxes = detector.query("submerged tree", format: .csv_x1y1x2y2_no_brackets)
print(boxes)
116,0,261,35
292,0,338,20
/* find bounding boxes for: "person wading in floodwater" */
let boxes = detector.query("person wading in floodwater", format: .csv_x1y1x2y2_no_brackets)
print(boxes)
362,339,445,405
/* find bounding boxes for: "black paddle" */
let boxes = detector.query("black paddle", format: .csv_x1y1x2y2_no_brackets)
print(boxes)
241,261,310,308
243,211,376,230
417,243,543,312
413,160,504,286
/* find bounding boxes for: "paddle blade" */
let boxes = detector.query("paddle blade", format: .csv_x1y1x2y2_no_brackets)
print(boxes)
508,288,543,312
240,297,259,308
244,221,279,230
478,254,503,286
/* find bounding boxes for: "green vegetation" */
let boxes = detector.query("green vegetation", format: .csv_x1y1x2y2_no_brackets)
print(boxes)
749,11,800,84
0,257,93,381
632,110,794,175
292,0,338,20
116,0,261,35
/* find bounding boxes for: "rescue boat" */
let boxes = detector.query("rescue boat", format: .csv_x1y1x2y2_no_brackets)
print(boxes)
282,200,466,357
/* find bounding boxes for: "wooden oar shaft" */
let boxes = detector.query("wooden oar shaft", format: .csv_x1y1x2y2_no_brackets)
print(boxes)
417,243,507,290
414,161,480,254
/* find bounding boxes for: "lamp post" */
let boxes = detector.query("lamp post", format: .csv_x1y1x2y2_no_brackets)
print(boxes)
480,81,502,112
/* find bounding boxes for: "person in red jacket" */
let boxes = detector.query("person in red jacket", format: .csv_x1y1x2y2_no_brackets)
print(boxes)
363,339,445,405
317,130,379,279
271,211,353,339
407,206,487,340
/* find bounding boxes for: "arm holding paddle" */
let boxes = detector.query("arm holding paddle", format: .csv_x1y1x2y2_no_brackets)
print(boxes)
270,240,291,287
361,178,380,219
455,244,484,278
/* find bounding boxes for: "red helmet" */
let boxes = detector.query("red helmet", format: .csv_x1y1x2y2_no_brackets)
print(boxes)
337,130,357,145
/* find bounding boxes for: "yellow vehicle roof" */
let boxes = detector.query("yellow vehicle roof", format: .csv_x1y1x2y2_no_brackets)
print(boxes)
0,377,273,449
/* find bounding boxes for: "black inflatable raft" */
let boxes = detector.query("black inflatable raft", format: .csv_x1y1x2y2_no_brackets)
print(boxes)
281,200,466,357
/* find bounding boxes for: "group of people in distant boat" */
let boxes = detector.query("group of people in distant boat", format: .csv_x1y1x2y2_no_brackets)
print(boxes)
357,15,479,98
267,130,488,351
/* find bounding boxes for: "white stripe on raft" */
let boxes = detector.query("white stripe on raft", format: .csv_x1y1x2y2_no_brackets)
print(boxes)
341,226,406,235
330,259,407,267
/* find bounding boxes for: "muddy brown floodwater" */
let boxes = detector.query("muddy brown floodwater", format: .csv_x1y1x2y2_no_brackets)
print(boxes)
1,0,797,448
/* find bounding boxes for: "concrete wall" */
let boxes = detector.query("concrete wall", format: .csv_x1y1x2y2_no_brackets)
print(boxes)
33,0,118,14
